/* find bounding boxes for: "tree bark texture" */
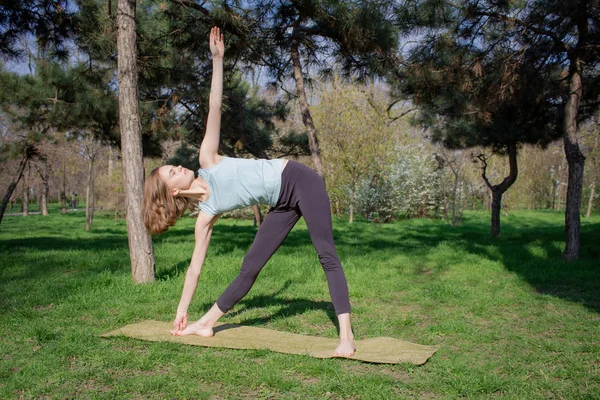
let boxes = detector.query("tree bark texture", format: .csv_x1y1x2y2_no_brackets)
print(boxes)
0,145,35,224
290,38,324,180
117,0,155,282
562,61,585,261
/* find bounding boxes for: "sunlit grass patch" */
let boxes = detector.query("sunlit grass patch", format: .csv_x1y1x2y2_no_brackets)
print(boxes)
0,210,598,399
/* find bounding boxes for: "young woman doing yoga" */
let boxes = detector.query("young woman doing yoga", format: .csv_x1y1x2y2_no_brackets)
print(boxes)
143,27,355,357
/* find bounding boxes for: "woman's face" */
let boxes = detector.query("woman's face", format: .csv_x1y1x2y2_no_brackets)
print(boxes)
158,165,194,193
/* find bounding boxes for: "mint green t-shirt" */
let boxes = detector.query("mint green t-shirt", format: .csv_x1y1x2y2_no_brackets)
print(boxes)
197,157,284,216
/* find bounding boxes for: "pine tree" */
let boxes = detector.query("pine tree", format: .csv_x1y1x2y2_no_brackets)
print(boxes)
0,0,76,58
393,0,600,246
206,0,399,179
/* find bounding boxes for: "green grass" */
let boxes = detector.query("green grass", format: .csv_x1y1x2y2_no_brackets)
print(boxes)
1,210,599,399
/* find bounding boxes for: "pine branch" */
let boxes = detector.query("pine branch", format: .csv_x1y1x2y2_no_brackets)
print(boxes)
475,10,569,53
167,0,210,16
474,153,493,190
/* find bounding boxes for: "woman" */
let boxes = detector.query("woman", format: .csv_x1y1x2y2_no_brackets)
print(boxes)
143,27,355,357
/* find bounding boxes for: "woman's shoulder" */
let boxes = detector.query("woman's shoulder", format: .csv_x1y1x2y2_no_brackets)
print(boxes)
199,154,224,170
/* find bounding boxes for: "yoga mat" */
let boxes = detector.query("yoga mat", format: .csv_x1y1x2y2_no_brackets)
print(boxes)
101,320,438,365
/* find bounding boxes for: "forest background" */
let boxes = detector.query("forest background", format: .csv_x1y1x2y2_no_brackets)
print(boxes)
1,0,599,273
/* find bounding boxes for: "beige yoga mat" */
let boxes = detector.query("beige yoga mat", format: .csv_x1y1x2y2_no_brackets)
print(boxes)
101,320,438,365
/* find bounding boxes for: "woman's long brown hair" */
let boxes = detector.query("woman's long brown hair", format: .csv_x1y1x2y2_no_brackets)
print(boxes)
143,167,194,234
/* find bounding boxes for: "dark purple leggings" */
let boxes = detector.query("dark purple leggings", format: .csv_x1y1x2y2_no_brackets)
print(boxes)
216,161,351,316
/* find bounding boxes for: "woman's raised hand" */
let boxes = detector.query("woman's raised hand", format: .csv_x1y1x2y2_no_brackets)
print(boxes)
209,26,224,58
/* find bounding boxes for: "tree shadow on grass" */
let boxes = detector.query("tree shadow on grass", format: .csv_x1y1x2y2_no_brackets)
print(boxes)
4,211,598,319
429,216,600,314
193,280,339,330
0,236,130,282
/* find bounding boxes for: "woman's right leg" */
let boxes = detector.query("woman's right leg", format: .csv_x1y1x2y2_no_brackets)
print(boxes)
292,164,354,356
216,208,301,313
178,207,300,336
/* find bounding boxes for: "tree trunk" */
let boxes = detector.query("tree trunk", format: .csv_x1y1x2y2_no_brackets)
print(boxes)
252,205,263,228
550,172,557,209
22,164,30,216
586,182,595,218
349,186,355,224
479,144,519,238
60,161,67,214
456,175,463,225
451,169,459,226
490,190,502,237
290,36,324,180
0,146,34,224
40,181,48,216
108,145,115,176
117,0,155,282
37,157,49,216
86,154,95,231
562,59,585,261
441,179,449,220
587,134,598,218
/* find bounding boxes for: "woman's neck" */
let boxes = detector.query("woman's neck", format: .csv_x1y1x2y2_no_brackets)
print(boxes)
178,178,210,202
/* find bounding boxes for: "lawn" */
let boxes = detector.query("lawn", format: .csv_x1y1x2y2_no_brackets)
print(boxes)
1,210,599,399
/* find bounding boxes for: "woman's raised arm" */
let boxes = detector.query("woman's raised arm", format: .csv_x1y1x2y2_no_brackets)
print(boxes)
199,27,224,169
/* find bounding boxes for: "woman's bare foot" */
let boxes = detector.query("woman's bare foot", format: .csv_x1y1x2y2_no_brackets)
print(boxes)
333,313,355,357
334,338,356,357
171,303,225,337
172,318,215,337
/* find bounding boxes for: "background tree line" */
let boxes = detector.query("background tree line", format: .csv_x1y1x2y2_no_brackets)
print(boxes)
1,0,598,281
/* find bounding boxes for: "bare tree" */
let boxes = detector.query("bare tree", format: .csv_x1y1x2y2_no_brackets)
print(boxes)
80,136,103,231
475,144,518,238
0,145,36,223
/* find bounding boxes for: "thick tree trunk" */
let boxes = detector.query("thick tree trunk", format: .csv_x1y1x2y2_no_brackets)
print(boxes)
85,155,95,231
0,146,34,224
586,182,595,218
290,37,324,180
562,61,585,261
117,0,155,282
